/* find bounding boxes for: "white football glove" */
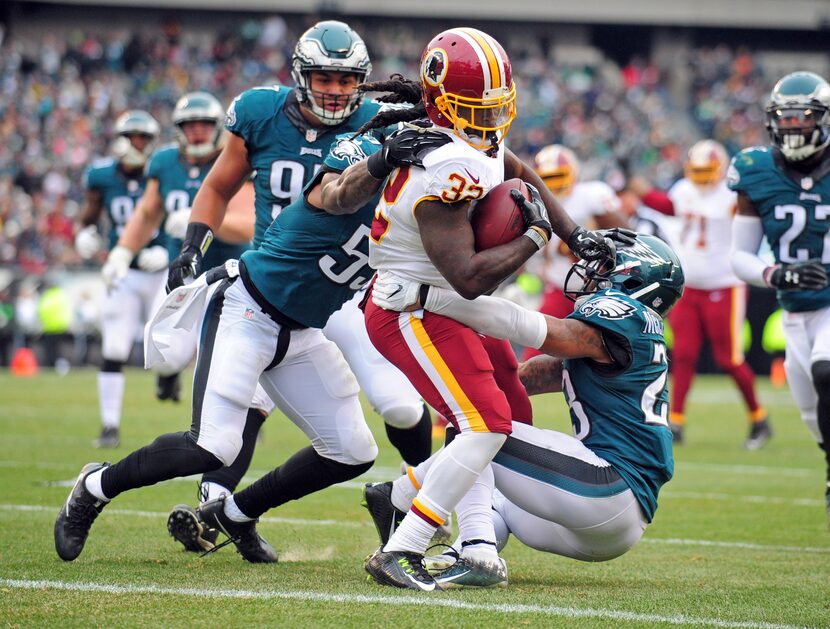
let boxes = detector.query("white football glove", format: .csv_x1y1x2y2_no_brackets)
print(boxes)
372,270,422,311
102,246,133,288
137,245,170,273
164,208,191,241
75,225,103,259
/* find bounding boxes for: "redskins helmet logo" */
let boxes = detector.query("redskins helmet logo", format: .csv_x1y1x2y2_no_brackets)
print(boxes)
422,49,448,87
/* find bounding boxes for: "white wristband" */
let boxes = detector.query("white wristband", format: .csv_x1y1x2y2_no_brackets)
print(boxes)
523,228,547,250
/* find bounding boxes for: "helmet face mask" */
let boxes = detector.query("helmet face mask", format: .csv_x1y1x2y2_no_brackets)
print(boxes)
564,233,685,318
112,110,160,169
420,28,516,150
765,71,830,162
291,20,371,126
172,91,225,159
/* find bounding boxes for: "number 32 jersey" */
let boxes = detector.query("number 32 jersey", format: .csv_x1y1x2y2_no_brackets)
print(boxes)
728,146,830,312
564,289,674,522
369,129,504,289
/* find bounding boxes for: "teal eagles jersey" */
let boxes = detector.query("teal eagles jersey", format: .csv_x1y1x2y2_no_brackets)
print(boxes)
84,158,165,269
563,289,674,521
225,85,383,247
728,146,830,312
145,145,250,270
240,133,382,328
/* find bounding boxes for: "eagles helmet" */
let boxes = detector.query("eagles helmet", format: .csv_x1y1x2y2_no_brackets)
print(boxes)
564,232,684,318
291,20,372,126
172,91,225,159
112,110,160,169
765,71,830,162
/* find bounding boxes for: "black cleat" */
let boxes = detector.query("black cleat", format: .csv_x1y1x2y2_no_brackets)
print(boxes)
156,373,181,403
744,419,772,450
54,462,109,561
362,482,406,546
94,427,119,449
167,504,219,552
365,549,441,591
196,497,277,563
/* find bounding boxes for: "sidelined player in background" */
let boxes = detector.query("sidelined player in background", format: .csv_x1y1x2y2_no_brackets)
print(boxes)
522,144,629,360
729,71,830,524
74,110,165,448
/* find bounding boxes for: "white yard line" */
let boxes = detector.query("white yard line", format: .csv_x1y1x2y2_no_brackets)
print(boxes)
0,578,812,629
3,503,828,554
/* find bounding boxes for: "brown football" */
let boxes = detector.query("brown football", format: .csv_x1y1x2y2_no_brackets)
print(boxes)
470,178,529,251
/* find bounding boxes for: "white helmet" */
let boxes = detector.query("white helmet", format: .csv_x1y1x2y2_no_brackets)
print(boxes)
172,91,225,159
291,20,372,126
684,140,728,186
534,144,580,198
112,110,160,169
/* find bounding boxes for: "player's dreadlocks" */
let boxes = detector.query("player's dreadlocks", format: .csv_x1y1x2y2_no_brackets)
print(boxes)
354,74,427,136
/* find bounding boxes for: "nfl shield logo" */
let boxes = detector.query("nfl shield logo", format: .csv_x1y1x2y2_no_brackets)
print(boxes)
244,308,255,320
801,177,814,190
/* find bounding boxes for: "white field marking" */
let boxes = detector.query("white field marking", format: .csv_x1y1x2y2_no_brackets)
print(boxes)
0,504,364,528
5,503,829,555
676,462,814,478
660,491,823,507
0,578,812,629
640,538,830,554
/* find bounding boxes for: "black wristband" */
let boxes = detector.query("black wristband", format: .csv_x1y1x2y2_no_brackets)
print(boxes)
419,284,430,309
183,221,214,256
366,149,394,180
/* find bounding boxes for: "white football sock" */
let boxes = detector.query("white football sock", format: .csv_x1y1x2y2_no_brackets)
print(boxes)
98,371,125,429
84,469,110,502
455,463,497,546
223,495,254,522
199,481,231,505
383,511,438,554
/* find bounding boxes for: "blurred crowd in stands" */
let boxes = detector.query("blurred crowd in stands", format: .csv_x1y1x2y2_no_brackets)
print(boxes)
0,15,806,365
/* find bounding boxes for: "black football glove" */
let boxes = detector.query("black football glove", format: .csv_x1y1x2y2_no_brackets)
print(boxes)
166,222,213,293
567,226,616,264
764,260,828,291
603,227,638,247
366,126,453,179
510,183,552,250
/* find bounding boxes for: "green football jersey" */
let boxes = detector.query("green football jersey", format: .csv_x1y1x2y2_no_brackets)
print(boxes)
225,85,382,247
728,145,830,312
84,158,165,269
145,144,250,270
240,133,382,328
563,289,675,522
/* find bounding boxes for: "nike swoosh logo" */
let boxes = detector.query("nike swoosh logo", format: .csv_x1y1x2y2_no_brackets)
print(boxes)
388,285,403,298
464,169,480,184
437,569,471,584
404,572,437,591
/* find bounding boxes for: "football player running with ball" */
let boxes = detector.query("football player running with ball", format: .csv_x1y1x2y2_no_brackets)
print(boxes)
729,71,830,525
367,233,680,588
326,27,624,591
160,22,437,551
74,110,163,449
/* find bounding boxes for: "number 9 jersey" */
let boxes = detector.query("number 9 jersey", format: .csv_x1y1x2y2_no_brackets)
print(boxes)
564,289,674,522
727,146,830,312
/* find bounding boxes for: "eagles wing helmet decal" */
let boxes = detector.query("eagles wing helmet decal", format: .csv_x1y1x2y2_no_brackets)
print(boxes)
579,295,637,320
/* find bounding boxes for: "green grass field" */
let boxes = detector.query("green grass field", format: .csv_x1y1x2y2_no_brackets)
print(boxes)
1,368,828,628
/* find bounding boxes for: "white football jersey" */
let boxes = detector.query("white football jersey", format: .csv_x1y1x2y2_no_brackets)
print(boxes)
545,181,621,288
667,178,740,290
369,129,505,289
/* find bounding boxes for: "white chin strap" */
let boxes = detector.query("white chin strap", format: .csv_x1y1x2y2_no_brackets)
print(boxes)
184,142,217,159
780,132,829,161
112,137,148,169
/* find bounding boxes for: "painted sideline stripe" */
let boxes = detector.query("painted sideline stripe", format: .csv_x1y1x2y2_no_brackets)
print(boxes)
661,491,823,507
3,504,828,554
676,462,814,478
0,578,809,629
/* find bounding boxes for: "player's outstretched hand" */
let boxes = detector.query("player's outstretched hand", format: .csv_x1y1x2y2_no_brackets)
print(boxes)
372,270,423,312
765,260,828,291
366,127,453,179
511,183,552,248
567,226,616,265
